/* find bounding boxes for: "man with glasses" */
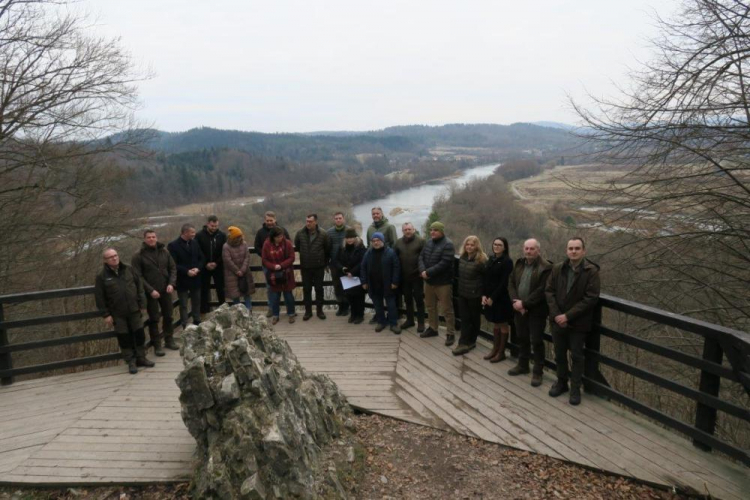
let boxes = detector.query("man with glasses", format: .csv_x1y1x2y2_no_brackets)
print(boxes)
95,248,155,374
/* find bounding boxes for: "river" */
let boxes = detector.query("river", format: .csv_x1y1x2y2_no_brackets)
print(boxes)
352,163,500,237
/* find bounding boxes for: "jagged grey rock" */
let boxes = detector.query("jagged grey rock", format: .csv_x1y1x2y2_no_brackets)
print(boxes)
176,304,352,499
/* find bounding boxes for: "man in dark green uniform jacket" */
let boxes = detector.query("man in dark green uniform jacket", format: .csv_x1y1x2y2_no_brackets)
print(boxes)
545,237,600,405
95,248,155,374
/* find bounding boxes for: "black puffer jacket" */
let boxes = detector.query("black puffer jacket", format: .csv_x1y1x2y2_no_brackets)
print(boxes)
418,236,455,286
294,226,332,269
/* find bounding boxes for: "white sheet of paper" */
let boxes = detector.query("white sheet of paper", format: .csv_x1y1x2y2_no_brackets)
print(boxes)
340,276,361,290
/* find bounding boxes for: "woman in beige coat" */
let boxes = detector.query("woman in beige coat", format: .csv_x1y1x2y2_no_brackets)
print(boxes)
222,226,255,310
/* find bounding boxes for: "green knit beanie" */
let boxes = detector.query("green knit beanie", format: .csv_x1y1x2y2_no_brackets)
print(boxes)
429,221,445,233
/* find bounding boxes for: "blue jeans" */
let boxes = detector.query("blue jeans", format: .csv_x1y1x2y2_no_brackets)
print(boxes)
370,292,398,326
232,297,252,311
268,290,296,317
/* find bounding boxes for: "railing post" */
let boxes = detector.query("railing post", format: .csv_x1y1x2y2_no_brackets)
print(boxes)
694,336,723,451
583,302,608,394
0,302,13,385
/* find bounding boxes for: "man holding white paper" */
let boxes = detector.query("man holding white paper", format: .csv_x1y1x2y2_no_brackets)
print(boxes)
334,228,367,324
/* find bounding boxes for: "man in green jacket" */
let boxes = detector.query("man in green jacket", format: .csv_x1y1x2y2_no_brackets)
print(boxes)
131,229,177,356
507,238,552,386
294,214,332,321
95,248,155,374
545,237,600,406
366,207,397,248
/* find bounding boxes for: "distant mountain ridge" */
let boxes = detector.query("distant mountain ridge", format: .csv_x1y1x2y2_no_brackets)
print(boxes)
142,123,578,157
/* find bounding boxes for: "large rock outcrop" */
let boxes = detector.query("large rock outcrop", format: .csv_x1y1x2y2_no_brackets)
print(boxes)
176,304,354,499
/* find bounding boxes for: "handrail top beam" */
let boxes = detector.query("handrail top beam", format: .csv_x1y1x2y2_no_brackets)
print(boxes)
599,294,750,344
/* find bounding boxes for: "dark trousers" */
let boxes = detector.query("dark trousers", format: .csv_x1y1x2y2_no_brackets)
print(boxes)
301,267,325,313
345,287,366,319
145,291,174,341
370,291,398,326
330,266,348,307
515,313,547,373
177,287,201,327
457,296,482,346
114,312,146,361
552,326,588,388
200,268,225,313
401,278,425,324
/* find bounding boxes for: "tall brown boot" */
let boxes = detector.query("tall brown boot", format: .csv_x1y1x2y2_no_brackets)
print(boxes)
484,326,502,360
490,330,509,363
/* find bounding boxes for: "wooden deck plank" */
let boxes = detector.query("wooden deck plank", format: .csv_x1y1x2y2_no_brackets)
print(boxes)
52,435,195,446
41,442,195,453
30,450,193,462
68,420,187,431
61,428,191,438
23,458,191,470
10,466,190,480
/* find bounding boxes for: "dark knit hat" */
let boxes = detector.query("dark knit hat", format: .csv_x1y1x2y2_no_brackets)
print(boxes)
371,232,385,242
345,228,358,238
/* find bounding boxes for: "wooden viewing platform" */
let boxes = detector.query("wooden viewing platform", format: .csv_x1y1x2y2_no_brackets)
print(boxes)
1,313,748,499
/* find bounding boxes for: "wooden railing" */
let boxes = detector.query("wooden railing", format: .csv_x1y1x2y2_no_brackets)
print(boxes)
0,250,333,384
1,252,748,466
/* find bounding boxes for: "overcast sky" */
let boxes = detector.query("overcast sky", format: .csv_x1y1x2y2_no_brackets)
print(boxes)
79,0,679,133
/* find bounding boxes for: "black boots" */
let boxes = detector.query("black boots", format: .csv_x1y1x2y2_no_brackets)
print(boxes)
122,348,137,374
508,360,530,376
135,346,155,368
548,380,569,398
152,338,165,357
164,336,179,350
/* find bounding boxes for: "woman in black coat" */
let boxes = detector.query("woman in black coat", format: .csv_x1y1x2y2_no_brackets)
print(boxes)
335,228,367,324
482,236,514,363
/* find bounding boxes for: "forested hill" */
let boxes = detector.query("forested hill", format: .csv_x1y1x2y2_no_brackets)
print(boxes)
145,128,423,159
372,123,577,149
143,122,578,157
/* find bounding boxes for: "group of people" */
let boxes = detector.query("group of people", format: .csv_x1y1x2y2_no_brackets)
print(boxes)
94,207,601,406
